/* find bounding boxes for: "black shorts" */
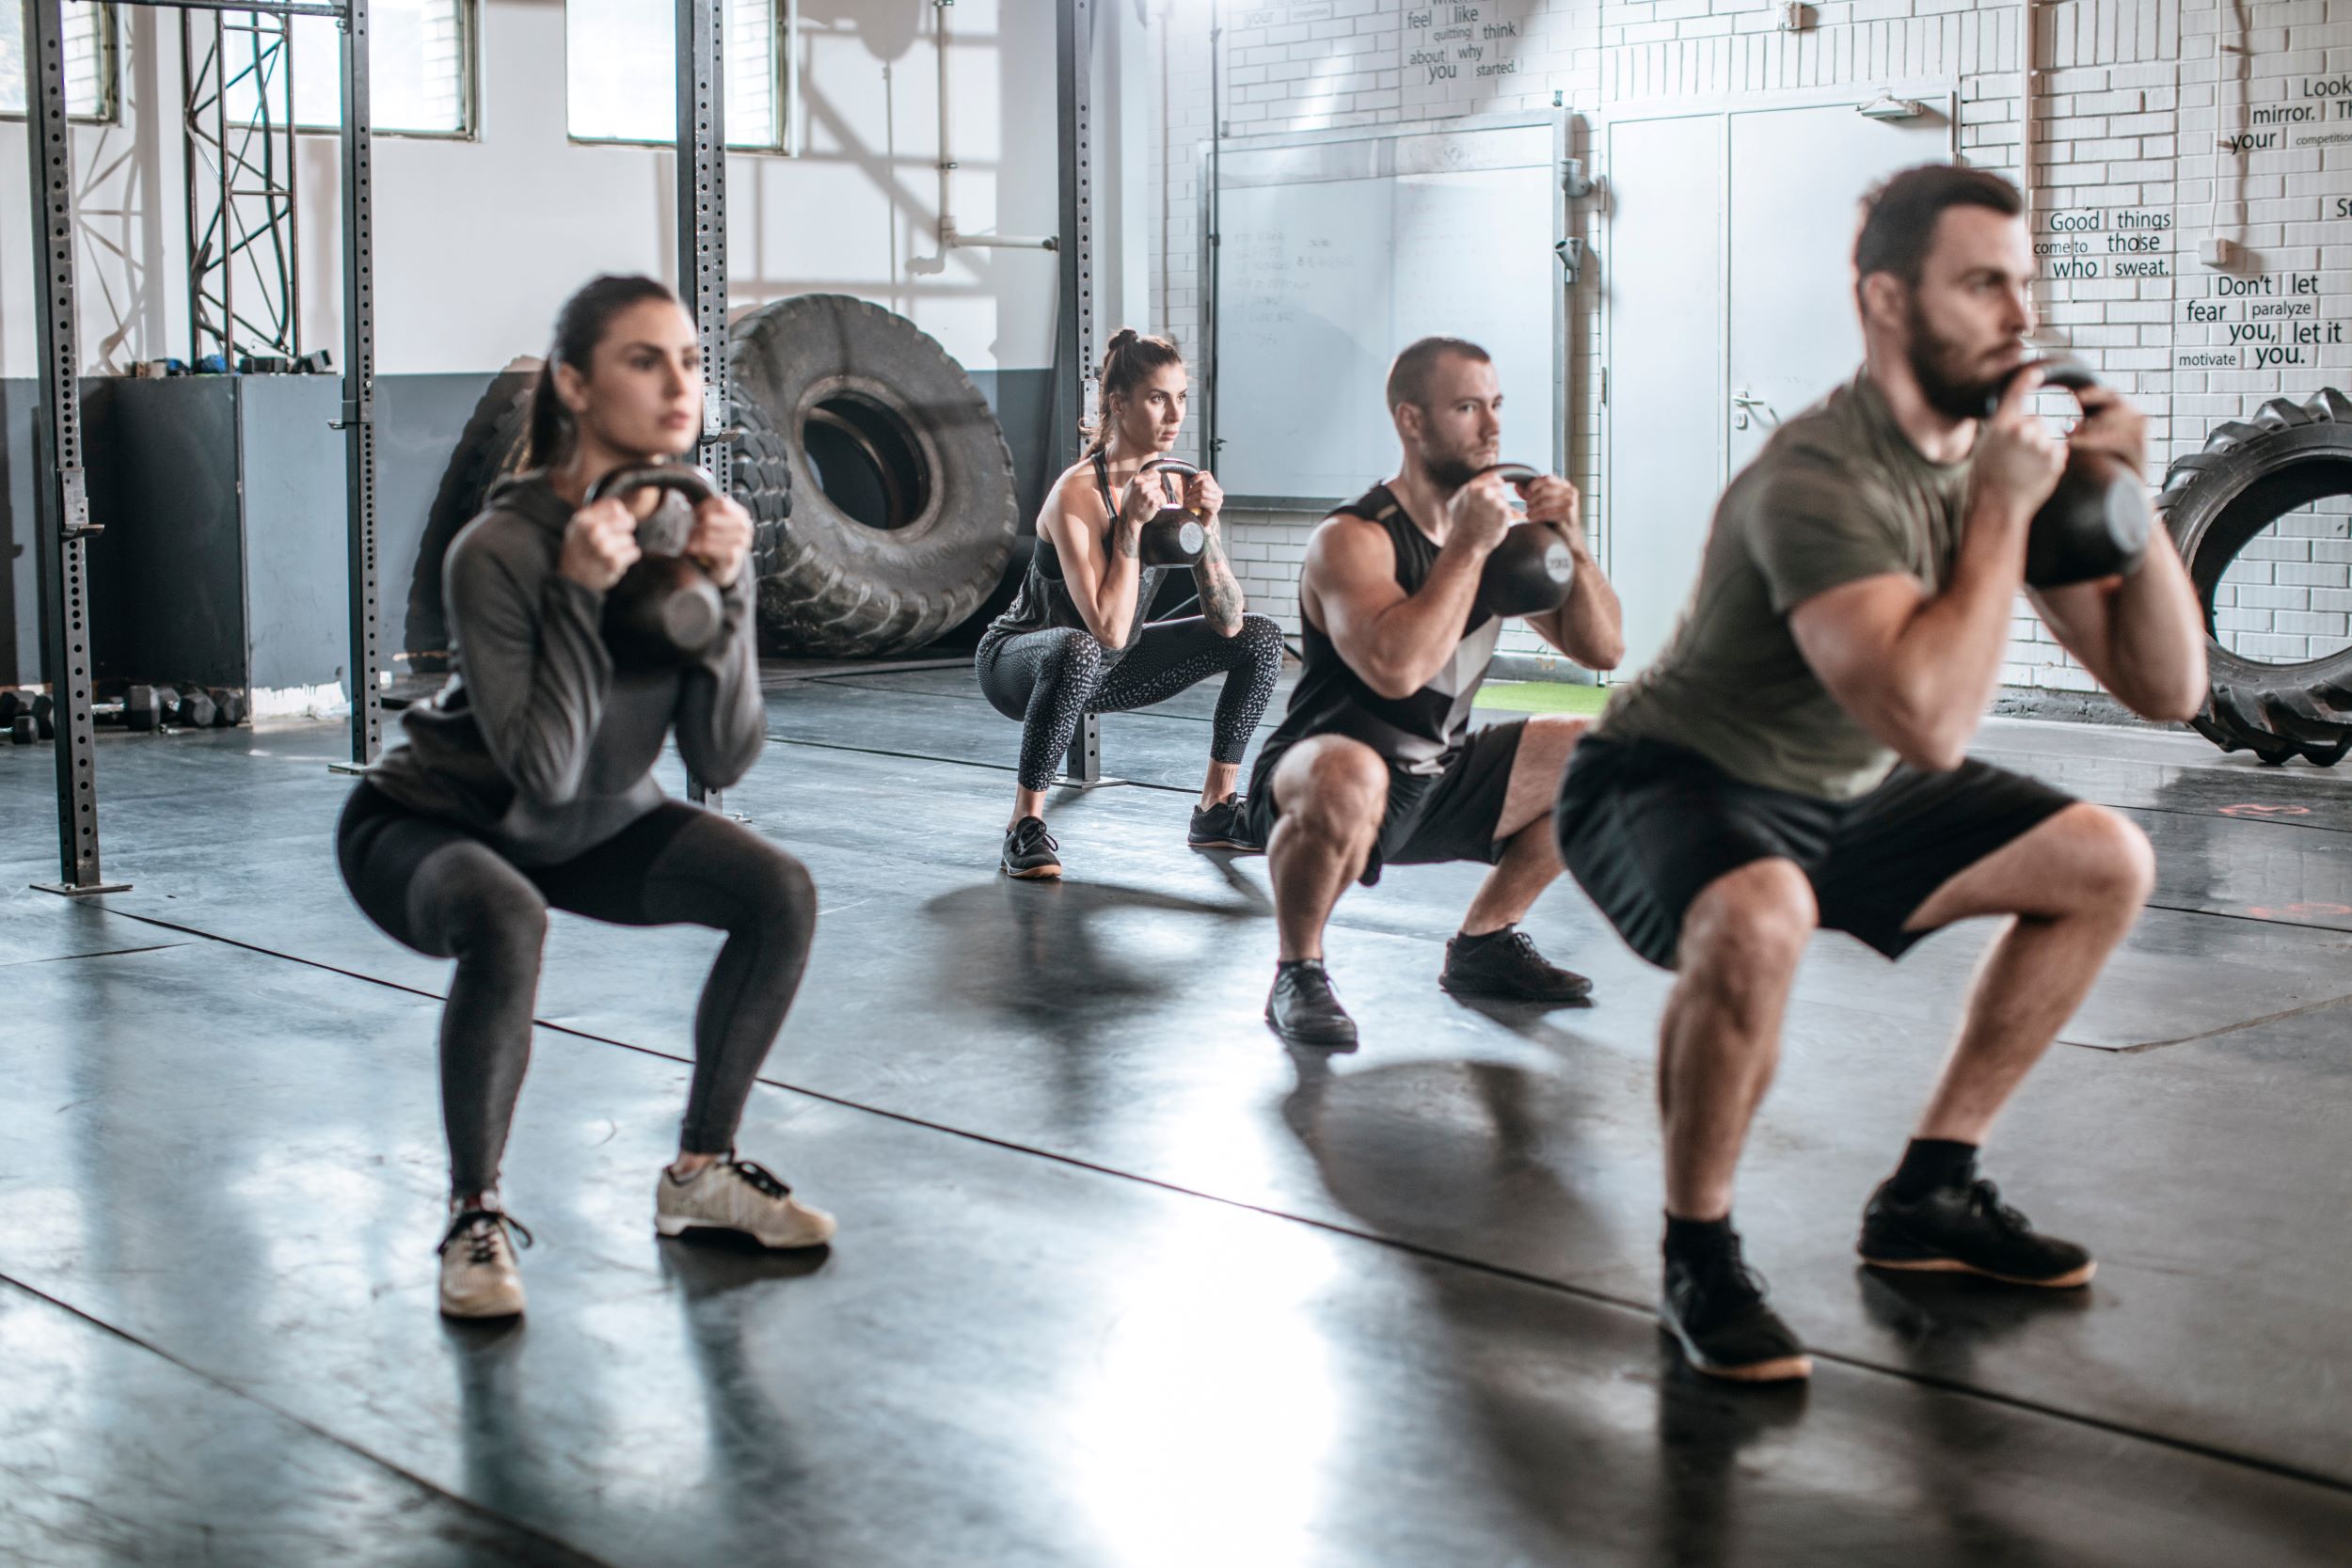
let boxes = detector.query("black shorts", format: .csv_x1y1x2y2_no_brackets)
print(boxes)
1555,735,2075,969
1245,719,1526,886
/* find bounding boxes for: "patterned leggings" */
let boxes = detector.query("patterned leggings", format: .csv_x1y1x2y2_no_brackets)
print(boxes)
976,614,1286,791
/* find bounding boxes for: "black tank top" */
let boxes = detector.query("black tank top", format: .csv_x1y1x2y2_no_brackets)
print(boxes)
987,451,1169,662
1259,482,1502,775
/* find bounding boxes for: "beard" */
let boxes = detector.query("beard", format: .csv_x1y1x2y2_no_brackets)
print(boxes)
1905,295,2013,421
1415,428,1487,491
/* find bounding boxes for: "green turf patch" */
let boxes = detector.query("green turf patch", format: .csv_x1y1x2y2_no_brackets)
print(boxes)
1471,680,1609,717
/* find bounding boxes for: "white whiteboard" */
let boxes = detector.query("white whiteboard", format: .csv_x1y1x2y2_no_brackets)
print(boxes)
1208,118,1565,507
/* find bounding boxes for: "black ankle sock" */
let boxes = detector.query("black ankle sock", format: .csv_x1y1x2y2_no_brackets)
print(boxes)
1888,1138,1979,1201
1454,923,1514,949
1662,1212,1735,1263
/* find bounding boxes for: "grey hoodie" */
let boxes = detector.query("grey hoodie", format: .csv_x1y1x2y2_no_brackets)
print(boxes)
364,471,765,865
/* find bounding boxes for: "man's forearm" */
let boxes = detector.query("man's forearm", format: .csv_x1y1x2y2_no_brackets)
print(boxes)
1886,507,2028,750
1534,536,1624,669
1355,546,1486,695
2100,539,2207,718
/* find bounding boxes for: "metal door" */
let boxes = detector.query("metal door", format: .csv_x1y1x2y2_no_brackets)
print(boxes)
1604,95,1953,674
1603,113,1724,675
1726,102,1954,473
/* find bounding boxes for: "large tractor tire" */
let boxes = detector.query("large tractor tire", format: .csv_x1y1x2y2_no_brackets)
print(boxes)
415,375,794,662
730,293,1020,657
2159,388,2352,767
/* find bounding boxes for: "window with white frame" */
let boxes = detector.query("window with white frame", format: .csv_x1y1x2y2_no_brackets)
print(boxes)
566,0,788,150
0,1,118,121
289,0,474,136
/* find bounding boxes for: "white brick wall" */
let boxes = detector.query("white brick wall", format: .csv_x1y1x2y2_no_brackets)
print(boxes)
1144,0,2352,684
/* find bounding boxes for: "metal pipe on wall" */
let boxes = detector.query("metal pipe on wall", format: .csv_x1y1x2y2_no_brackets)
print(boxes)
936,0,1057,251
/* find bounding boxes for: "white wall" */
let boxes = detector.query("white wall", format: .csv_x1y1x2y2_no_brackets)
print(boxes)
1149,0,2352,691
0,0,1070,378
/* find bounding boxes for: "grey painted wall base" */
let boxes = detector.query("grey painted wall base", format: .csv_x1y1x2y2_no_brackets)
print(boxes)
1,367,1060,692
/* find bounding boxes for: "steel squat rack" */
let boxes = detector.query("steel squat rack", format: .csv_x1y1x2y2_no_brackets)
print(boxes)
23,0,1102,886
19,0,739,891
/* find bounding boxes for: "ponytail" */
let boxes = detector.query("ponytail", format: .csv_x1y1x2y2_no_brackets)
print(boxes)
521,273,680,469
1082,326,1184,458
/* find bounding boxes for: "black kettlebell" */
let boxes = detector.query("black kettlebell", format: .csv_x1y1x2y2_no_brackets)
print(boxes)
1133,458,1209,567
1470,462,1578,620
586,464,727,671
1990,360,2152,590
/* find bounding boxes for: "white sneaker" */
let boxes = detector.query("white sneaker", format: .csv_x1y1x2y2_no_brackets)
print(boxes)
437,1206,531,1318
655,1156,836,1249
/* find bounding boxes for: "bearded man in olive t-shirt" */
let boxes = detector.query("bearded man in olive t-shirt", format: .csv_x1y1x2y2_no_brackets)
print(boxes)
1557,165,2207,1383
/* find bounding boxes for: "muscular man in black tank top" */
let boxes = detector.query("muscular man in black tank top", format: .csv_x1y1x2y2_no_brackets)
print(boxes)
1239,337,1626,1048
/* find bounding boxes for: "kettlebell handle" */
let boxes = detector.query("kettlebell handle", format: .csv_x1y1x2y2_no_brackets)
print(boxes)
587,463,721,507
1985,357,2101,419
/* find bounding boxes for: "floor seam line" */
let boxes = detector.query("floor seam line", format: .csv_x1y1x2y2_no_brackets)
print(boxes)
90,909,2352,1497
0,1273,621,1568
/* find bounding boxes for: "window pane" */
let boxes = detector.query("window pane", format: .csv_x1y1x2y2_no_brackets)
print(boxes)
291,0,469,135
1,2,115,119
567,0,778,150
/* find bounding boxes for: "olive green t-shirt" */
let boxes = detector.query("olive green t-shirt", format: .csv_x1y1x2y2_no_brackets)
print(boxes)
1597,373,1973,800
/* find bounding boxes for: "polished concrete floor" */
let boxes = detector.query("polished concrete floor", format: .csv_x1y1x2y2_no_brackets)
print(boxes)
2,669,2348,1565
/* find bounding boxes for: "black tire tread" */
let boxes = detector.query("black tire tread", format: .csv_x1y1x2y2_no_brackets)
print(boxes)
2158,385,2352,767
729,293,1019,657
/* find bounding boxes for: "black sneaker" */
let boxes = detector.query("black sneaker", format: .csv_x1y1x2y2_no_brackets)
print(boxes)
1000,816,1062,880
1439,926,1593,1004
1265,960,1359,1048
1188,793,1263,853
1661,1234,1812,1383
1858,1176,2095,1288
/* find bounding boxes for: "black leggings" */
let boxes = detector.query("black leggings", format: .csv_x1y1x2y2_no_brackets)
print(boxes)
336,784,817,1196
976,614,1285,791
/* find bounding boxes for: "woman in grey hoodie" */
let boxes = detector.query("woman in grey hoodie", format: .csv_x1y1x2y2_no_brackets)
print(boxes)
339,275,829,1319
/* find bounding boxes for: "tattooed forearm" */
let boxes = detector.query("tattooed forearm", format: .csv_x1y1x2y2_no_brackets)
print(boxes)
1196,539,1246,634
1113,527,1140,561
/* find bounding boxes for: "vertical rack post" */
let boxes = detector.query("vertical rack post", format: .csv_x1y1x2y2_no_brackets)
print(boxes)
24,0,124,895
678,0,729,811
1054,0,1095,475
339,0,382,766
1054,0,1102,785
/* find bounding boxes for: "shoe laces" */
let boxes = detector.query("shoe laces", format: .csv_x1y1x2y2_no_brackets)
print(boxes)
440,1207,533,1261
1684,1237,1770,1314
1964,1178,2032,1236
1010,817,1058,854
722,1157,794,1200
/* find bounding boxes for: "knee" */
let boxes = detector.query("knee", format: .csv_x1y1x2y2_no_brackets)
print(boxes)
1236,613,1285,669
1048,628,1105,690
1679,862,1815,1004
2061,804,2155,914
1284,746,1387,846
444,877,548,968
739,844,818,936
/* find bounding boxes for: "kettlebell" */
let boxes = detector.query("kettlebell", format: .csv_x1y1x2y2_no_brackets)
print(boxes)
585,464,728,671
1470,462,1578,620
1133,458,1209,567
1989,360,2152,590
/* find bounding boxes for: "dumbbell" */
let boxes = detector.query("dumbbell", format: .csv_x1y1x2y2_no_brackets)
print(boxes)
1133,459,1209,567
1988,359,2152,589
1470,464,1579,620
210,689,248,727
91,687,164,732
177,687,217,728
585,465,727,671
1,691,56,739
